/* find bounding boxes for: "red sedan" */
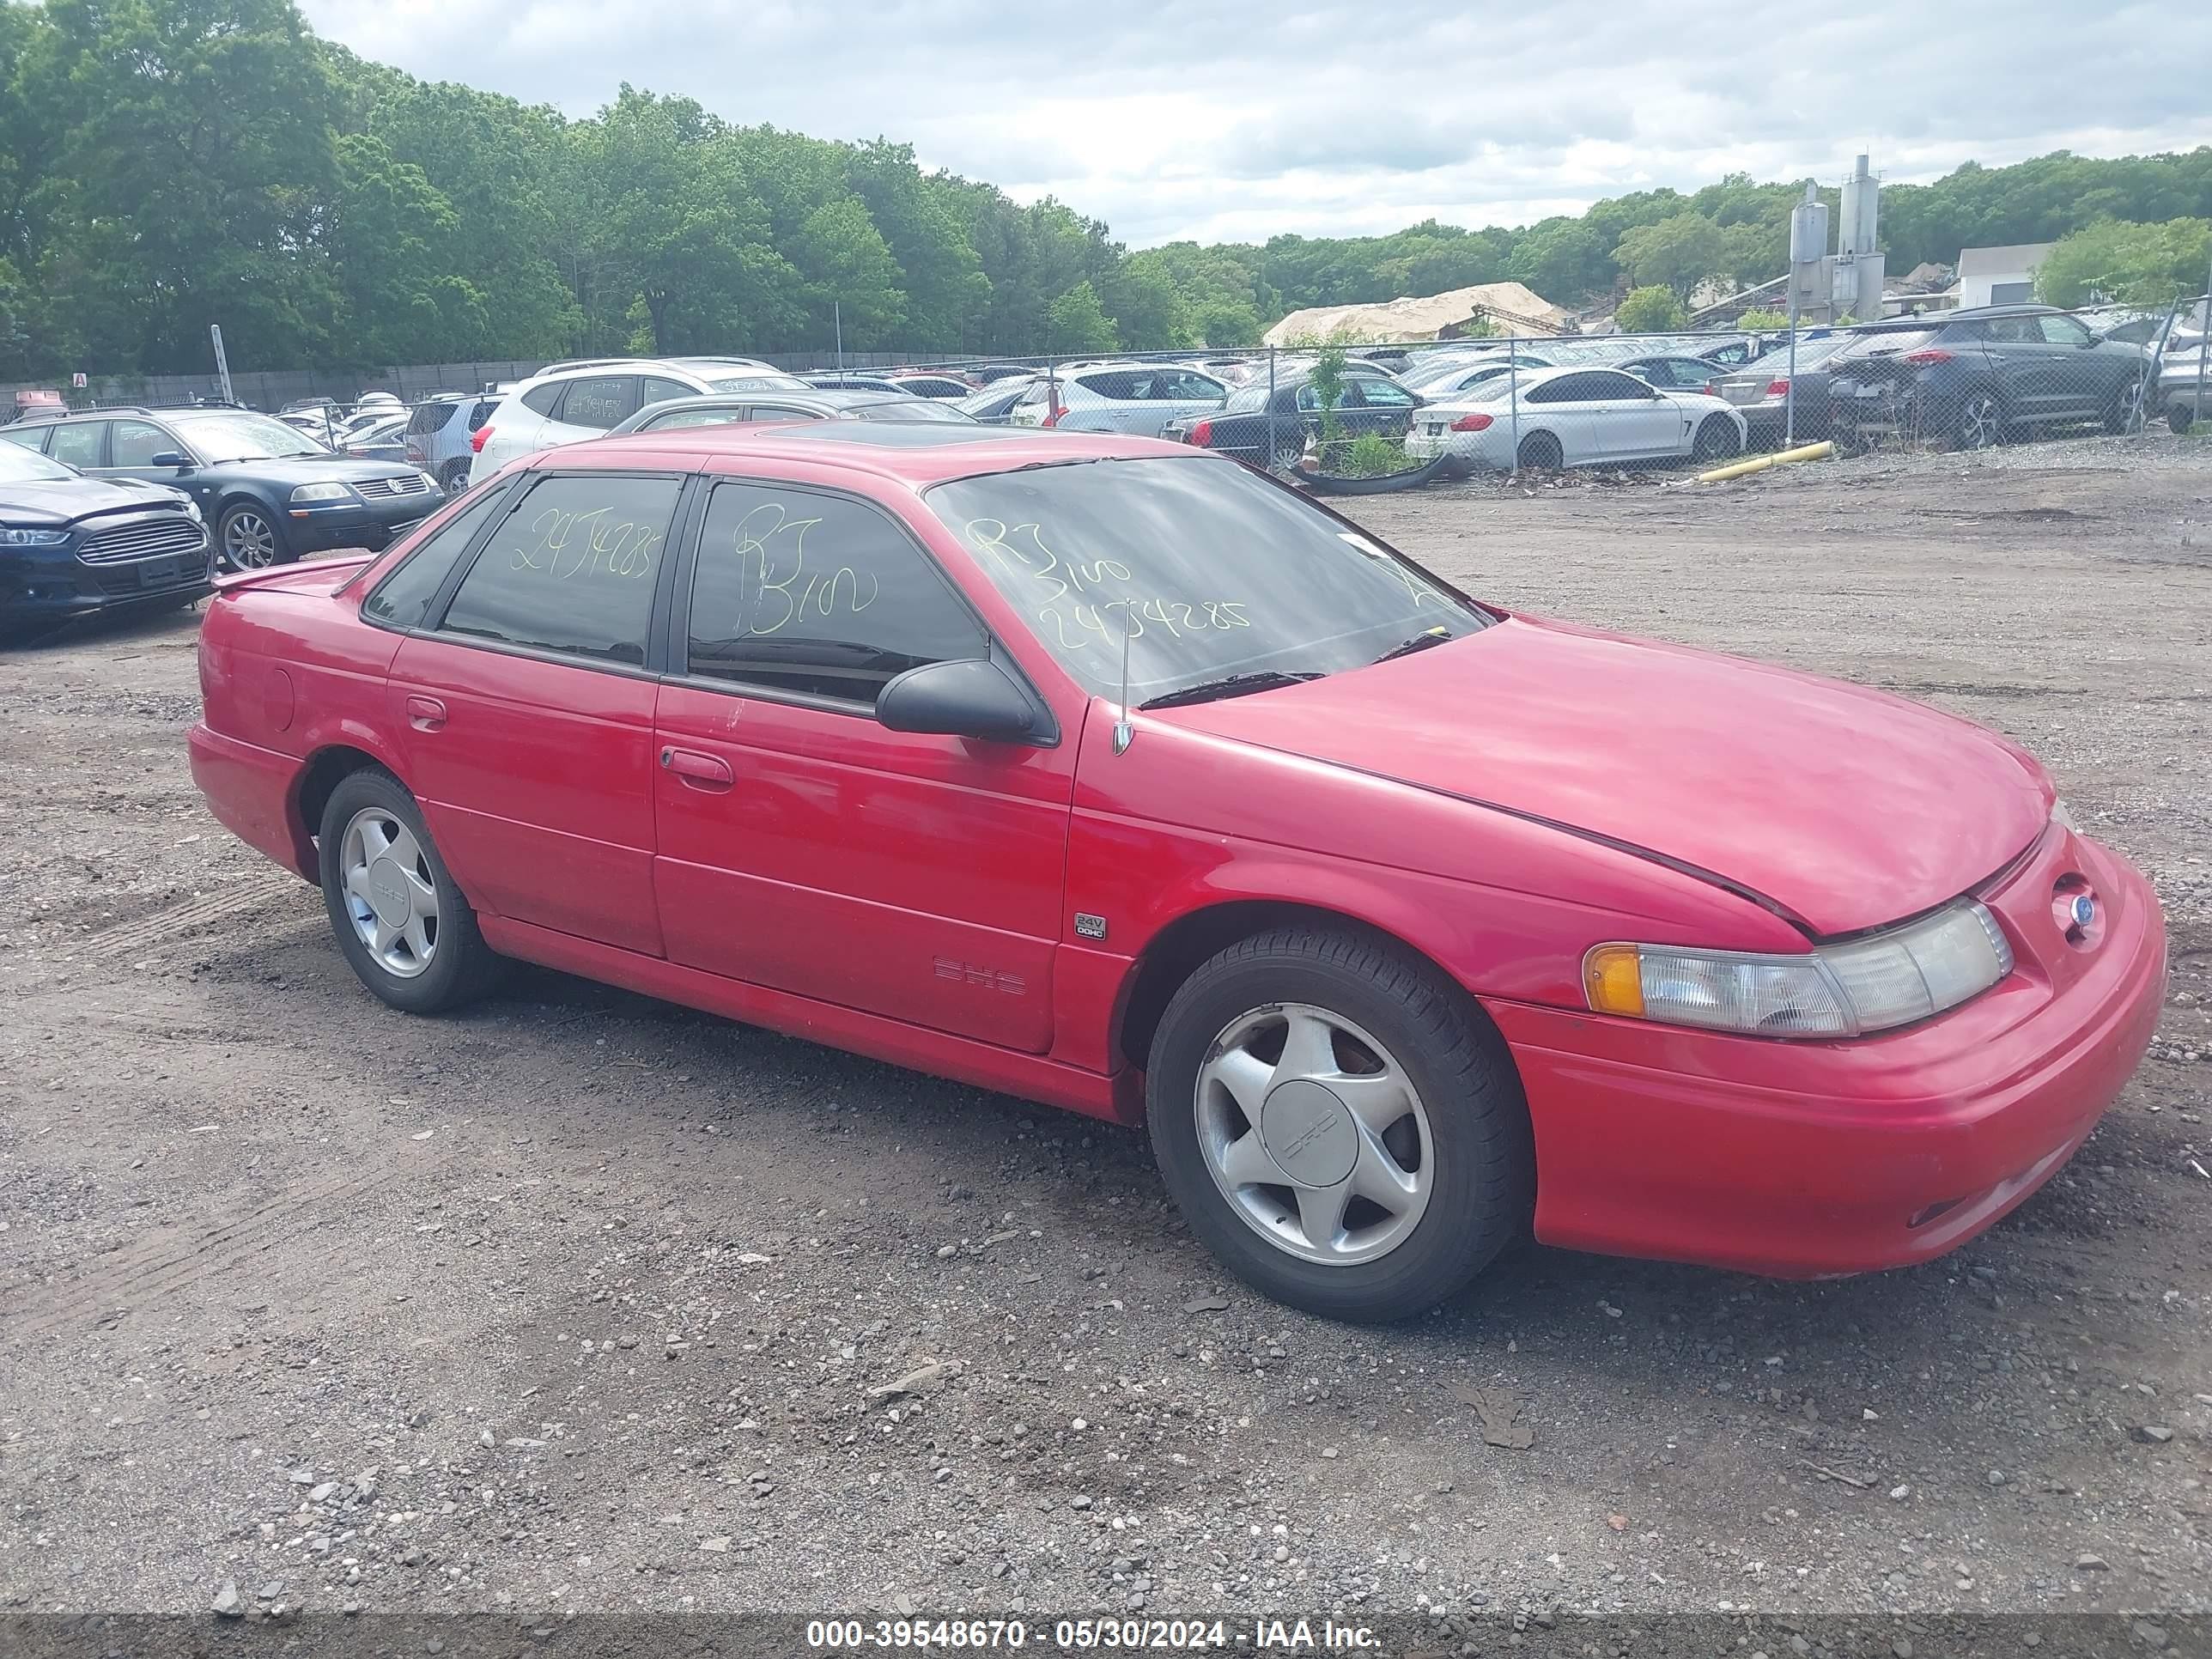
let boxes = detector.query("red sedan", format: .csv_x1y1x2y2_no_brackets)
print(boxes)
188,426,2165,1321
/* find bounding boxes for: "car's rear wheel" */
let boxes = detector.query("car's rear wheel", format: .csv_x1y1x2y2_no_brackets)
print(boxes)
1516,430,1563,471
437,461,471,497
1947,391,2002,452
1270,430,1305,471
1145,927,1533,1322
318,768,504,1015
2106,372,2150,434
216,503,289,570
1691,415,1742,464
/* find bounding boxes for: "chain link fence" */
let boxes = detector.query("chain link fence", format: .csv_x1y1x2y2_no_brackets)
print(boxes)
9,297,2204,481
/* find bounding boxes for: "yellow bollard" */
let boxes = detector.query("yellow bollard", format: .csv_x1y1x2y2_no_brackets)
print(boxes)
1697,440,1835,483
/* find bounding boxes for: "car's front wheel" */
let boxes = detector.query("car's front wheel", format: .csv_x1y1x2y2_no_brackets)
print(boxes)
318,768,505,1014
216,502,290,570
1146,927,1533,1322
2106,371,2150,434
2172,402,2197,436
1946,390,2003,452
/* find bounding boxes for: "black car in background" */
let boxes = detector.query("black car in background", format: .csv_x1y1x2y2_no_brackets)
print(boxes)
1164,369,1423,467
7,407,440,568
0,440,213,642
1829,305,2153,451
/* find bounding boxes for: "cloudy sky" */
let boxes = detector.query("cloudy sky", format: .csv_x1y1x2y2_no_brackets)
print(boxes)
302,0,2212,247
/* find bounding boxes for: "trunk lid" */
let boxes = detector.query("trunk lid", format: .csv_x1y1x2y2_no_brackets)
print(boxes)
1163,616,2051,937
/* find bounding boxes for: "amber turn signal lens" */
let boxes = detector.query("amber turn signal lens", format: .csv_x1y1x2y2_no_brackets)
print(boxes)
1583,944,1646,1018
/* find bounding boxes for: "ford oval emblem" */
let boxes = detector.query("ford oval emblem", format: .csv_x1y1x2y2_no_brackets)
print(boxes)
2068,894,2097,929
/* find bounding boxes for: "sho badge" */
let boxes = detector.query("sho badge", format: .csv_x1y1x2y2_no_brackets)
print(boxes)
1073,913,1108,941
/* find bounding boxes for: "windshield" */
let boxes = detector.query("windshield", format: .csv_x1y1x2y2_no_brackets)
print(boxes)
0,440,77,483
1222,383,1272,412
169,411,323,462
866,399,973,423
928,456,1486,704
711,374,811,392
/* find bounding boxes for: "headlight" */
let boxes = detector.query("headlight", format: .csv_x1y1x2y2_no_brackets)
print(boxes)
289,483,352,504
178,498,203,522
0,526,70,546
1584,900,2013,1039
415,471,437,489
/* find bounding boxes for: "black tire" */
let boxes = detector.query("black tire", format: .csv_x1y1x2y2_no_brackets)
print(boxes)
1691,415,1742,464
437,460,471,497
317,767,505,1015
1270,429,1305,471
1145,926,1534,1322
1516,430,1562,471
216,501,293,571
2166,401,2193,436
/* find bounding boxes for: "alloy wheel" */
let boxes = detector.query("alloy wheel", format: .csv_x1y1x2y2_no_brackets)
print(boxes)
1958,394,2001,450
1193,1002,1434,1267
222,509,278,568
338,806,441,978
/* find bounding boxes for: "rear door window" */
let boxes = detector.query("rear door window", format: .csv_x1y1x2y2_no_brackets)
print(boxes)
363,484,509,630
109,420,174,466
438,473,681,666
641,376,696,410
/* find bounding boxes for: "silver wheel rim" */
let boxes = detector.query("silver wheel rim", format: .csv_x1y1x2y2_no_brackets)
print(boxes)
443,469,468,496
222,510,277,568
2120,376,2147,430
1960,396,1999,449
1194,1002,1434,1267
338,806,440,978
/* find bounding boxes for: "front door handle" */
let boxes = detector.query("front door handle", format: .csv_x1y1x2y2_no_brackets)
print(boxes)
660,746,734,792
405,695,447,732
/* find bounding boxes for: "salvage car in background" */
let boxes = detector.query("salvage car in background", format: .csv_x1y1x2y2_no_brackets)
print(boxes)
0,437,212,641
1165,368,1421,468
1407,366,1746,472
471,360,817,482
1830,305,2153,452
12,407,438,568
608,390,978,433
186,423,2164,1321
1710,333,1860,448
406,392,505,495
1009,362,1230,438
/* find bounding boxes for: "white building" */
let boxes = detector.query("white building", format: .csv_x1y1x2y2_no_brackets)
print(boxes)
1955,242,2057,308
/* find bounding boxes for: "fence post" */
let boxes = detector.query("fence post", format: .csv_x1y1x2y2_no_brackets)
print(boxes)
1506,334,1521,479
1266,347,1278,470
2197,257,2210,429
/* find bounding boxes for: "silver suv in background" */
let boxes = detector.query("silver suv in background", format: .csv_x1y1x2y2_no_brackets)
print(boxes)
469,359,809,481
1008,362,1228,437
404,392,505,494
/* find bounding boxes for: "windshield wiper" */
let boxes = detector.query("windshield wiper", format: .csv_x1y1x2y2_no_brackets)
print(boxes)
1139,670,1322,711
1371,626,1454,664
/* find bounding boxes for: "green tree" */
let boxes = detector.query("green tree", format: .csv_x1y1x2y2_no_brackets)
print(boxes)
1505,219,1612,306
1615,286,1686,332
1046,281,1118,352
328,133,489,366
1099,250,1193,349
1735,307,1790,331
843,140,989,349
2036,217,2212,308
790,195,908,347
1613,213,1726,298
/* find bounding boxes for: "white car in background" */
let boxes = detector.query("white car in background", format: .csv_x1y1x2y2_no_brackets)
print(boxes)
1007,362,1228,437
469,358,804,480
1407,364,1747,474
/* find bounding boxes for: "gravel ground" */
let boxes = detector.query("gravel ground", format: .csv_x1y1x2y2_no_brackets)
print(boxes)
0,436,2207,1638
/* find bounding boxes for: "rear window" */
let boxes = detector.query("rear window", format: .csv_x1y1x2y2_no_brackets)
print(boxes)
1836,326,1940,359
469,398,498,432
1223,384,1270,412
406,402,457,436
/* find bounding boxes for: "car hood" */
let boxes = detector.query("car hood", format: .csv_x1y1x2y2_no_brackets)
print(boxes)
1162,616,2051,937
0,474,188,527
210,455,417,484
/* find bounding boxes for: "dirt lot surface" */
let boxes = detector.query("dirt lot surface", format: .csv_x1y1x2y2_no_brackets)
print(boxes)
2,438,2208,1637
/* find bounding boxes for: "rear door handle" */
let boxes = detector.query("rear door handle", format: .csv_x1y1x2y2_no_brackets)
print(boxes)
405,695,447,732
660,746,734,792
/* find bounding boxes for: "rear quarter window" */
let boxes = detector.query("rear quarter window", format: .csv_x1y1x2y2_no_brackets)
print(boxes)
520,383,565,417
362,484,509,630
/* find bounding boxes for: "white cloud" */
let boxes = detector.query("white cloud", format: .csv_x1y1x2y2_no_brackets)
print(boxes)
305,0,2212,246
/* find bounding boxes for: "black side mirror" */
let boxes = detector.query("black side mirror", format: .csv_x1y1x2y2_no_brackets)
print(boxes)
149,451,190,470
877,659,1036,743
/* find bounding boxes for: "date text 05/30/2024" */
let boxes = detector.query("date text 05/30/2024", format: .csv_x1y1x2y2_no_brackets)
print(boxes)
805,1618,1380,1650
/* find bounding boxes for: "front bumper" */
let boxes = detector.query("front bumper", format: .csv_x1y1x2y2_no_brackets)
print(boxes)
2,534,214,633
284,488,436,553
1486,830,2166,1278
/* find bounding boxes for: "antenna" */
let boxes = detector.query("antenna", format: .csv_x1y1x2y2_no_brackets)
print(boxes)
1111,600,1134,756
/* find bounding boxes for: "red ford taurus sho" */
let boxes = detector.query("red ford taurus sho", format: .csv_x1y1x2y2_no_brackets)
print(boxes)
188,426,2166,1321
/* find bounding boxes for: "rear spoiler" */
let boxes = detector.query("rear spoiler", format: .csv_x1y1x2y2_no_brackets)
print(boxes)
213,552,377,595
